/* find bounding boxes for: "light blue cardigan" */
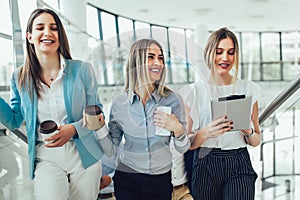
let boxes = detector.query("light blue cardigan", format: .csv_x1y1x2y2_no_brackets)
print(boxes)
0,59,104,179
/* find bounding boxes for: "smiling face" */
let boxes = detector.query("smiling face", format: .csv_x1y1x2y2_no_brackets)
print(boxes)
214,37,235,76
147,43,164,83
26,13,59,56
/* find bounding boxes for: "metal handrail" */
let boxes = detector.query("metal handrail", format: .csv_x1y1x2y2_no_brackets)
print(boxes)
259,73,300,124
11,129,27,143
3,74,300,146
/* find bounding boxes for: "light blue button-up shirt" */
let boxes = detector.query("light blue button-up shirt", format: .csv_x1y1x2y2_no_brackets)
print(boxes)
99,89,190,175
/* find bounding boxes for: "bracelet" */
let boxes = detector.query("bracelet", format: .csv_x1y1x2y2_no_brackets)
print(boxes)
171,131,186,141
176,133,187,142
243,128,254,138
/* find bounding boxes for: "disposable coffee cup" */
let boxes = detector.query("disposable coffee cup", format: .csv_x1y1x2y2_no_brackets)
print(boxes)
85,105,104,130
40,120,58,144
156,106,172,136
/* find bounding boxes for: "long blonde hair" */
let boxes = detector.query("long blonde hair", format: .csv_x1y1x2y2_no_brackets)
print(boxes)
204,27,239,86
124,39,171,100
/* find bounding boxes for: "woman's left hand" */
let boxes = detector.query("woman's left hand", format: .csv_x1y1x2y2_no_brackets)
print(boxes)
154,110,184,137
45,124,76,148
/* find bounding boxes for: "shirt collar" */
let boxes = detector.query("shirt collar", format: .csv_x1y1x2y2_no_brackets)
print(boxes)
129,88,161,104
56,54,66,79
60,54,66,70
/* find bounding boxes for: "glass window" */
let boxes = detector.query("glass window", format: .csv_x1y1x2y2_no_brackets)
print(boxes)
104,45,125,85
240,32,258,58
261,128,274,143
261,33,280,62
0,38,13,87
0,0,12,35
282,32,300,62
295,109,300,174
87,41,126,86
134,21,150,39
18,0,37,37
151,26,167,49
275,110,294,140
169,28,185,62
242,63,261,81
275,140,293,175
185,29,196,82
296,137,300,174
263,143,274,178
240,33,260,80
169,28,187,83
86,40,109,85
101,12,117,47
186,30,206,82
151,26,170,82
282,32,300,80
282,62,300,81
118,17,134,49
86,5,100,39
262,63,281,81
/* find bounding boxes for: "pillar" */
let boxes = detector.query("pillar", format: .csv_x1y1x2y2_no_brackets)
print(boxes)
59,0,89,60
194,24,210,81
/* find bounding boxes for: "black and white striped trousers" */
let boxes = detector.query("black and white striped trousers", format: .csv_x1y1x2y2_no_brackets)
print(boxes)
192,147,257,200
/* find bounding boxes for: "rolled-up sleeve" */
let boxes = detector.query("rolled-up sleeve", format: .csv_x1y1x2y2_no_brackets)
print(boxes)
172,93,190,154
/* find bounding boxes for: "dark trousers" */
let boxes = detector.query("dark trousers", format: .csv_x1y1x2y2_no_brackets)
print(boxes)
184,149,195,193
192,147,257,200
113,163,172,200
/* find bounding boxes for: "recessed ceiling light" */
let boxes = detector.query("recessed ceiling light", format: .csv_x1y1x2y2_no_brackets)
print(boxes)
193,8,210,14
250,15,264,19
138,9,149,13
168,18,176,23
253,0,268,3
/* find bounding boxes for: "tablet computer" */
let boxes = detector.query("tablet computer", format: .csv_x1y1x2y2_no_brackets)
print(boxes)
211,95,252,130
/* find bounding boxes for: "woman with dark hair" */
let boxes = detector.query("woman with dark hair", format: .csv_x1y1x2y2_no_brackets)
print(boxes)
0,8,104,200
183,27,261,200
95,39,190,200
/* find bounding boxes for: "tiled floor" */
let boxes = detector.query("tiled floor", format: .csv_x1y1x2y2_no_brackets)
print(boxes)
256,176,300,200
0,133,299,200
0,133,33,200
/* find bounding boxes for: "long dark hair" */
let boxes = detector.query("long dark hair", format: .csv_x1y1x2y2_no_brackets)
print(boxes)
18,8,72,98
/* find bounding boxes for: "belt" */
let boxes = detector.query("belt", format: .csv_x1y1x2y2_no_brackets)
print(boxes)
98,192,115,199
173,183,187,190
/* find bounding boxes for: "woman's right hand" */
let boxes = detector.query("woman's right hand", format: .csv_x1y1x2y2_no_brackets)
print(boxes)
82,110,105,130
204,115,233,139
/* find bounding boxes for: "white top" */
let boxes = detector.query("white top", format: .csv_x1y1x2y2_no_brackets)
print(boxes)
37,56,66,141
170,138,188,187
181,79,261,150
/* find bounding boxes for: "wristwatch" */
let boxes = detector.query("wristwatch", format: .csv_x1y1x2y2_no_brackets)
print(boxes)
173,132,186,142
244,128,254,138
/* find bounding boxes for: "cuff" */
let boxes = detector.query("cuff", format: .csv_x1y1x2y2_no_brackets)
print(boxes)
95,125,109,139
174,133,189,147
